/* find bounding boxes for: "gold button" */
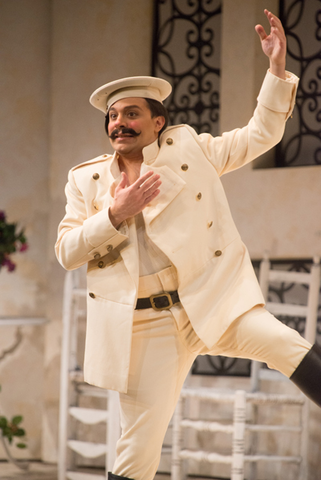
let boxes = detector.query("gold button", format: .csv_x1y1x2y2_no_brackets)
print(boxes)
93,252,101,260
92,173,100,180
181,164,188,171
89,292,95,299
98,261,104,268
215,250,222,257
207,221,213,228
166,138,173,145
106,244,113,252
93,203,99,211
196,192,202,200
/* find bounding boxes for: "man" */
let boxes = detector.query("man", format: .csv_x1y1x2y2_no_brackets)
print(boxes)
56,10,321,480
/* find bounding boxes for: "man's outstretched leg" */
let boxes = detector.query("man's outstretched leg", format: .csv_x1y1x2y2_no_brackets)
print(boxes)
210,305,321,407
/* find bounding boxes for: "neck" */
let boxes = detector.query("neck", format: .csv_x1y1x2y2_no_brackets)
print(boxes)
118,155,143,185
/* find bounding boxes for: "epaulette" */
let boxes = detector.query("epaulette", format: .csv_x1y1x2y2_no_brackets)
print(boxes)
71,153,113,171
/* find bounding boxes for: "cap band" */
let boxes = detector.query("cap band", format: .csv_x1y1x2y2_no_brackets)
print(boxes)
107,86,162,111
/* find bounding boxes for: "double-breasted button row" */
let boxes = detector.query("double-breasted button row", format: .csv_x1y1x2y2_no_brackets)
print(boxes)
165,138,190,173
178,162,203,201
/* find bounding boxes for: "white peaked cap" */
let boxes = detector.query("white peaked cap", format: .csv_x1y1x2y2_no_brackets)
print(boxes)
89,76,172,113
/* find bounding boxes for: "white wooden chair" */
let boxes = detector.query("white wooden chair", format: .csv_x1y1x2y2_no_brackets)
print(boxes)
171,256,321,480
171,388,248,480
246,255,320,480
58,268,121,480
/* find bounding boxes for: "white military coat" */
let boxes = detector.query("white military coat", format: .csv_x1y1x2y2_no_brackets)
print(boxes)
56,70,298,392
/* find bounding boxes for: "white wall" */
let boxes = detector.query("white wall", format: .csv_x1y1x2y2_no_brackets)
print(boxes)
0,0,51,460
220,0,321,260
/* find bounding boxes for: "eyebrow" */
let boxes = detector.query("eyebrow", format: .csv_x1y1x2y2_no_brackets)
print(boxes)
109,104,143,113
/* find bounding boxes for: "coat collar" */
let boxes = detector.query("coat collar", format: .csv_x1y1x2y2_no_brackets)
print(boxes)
142,139,160,165
108,137,185,226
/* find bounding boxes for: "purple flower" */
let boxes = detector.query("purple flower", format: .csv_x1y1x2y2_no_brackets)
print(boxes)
19,243,28,252
2,257,16,272
0,211,6,222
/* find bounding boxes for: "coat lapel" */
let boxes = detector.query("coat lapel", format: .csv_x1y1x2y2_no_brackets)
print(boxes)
140,163,185,226
140,140,185,226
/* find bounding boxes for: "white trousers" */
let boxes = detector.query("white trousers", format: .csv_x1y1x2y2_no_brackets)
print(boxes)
112,267,311,480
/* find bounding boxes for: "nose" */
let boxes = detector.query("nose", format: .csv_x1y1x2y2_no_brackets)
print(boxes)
114,113,126,128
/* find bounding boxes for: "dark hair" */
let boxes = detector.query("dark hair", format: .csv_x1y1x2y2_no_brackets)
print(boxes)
104,97,169,137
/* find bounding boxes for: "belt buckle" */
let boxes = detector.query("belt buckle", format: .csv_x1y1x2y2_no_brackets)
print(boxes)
150,292,173,311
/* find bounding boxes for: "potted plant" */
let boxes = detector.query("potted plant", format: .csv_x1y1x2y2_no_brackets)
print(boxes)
0,212,29,469
0,210,28,272
0,386,28,469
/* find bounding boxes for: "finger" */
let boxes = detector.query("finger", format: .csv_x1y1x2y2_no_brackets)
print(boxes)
118,172,129,189
134,170,155,188
140,175,161,192
255,24,267,41
144,188,160,205
142,180,162,197
264,9,283,31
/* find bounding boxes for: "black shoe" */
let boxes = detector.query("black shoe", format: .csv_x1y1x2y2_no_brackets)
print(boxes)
290,343,321,407
108,473,134,480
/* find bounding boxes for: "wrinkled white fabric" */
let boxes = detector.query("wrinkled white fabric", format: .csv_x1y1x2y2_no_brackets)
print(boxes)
113,268,310,480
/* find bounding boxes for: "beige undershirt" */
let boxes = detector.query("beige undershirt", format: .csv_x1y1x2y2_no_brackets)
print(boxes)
135,212,171,276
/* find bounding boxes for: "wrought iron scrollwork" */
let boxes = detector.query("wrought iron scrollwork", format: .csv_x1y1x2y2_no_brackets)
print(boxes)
152,0,222,135
276,0,321,167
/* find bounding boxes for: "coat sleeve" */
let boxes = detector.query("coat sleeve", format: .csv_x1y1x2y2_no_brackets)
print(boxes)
55,168,129,270
193,70,299,176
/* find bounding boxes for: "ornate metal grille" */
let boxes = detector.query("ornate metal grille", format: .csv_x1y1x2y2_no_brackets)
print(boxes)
275,0,321,167
192,259,321,376
152,0,222,136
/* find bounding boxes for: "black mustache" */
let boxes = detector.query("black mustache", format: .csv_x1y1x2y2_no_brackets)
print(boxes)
109,127,141,140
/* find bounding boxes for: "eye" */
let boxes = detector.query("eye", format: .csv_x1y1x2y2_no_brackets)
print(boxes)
109,113,117,120
128,111,138,118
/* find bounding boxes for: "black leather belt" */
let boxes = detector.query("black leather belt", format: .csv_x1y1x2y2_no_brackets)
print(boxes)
135,291,180,311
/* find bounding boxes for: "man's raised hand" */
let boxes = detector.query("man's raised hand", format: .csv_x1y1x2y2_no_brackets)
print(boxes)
255,9,286,79
109,171,161,228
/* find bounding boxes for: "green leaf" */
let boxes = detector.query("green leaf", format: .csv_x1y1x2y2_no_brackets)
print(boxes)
16,443,27,449
0,417,8,428
12,415,23,425
14,428,25,437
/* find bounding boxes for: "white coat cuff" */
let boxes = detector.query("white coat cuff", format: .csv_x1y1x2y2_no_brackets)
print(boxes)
83,208,129,257
257,69,299,120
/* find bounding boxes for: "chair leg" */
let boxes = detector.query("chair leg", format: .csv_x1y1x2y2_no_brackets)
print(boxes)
231,390,246,480
290,343,321,407
171,397,184,480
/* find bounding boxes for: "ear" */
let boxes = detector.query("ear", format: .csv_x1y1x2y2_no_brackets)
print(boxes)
154,115,166,133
